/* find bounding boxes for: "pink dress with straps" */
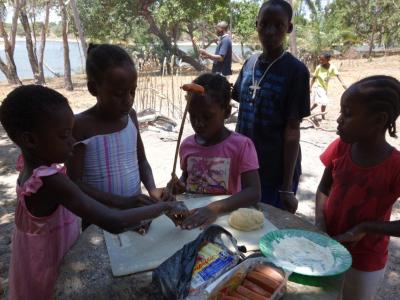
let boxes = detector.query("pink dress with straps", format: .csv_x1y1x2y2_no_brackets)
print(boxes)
8,160,80,300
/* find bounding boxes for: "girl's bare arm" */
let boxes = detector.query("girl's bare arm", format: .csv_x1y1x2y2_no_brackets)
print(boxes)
207,170,261,214
315,166,333,231
39,174,186,234
66,143,151,209
181,170,261,229
130,110,173,201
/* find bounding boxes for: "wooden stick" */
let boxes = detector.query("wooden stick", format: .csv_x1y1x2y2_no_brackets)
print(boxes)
171,96,190,179
171,83,205,180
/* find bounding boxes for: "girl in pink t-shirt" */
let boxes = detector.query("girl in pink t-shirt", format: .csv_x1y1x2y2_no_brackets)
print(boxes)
315,76,400,300
169,73,261,229
0,86,187,300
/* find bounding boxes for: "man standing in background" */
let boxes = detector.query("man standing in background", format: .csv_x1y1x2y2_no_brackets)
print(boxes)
199,21,232,78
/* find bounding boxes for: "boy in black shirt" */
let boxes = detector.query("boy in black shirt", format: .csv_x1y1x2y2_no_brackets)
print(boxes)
232,0,310,213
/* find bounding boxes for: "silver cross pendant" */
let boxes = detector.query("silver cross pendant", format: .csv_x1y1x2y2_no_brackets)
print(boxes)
250,81,260,100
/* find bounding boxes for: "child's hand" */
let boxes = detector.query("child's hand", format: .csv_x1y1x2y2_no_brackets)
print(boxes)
165,201,189,226
134,194,157,206
315,219,327,232
149,187,176,202
132,220,152,235
199,49,208,57
181,206,218,230
166,175,186,195
279,192,298,214
334,223,367,244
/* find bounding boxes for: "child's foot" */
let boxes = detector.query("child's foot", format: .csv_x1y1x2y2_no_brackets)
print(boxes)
311,116,320,128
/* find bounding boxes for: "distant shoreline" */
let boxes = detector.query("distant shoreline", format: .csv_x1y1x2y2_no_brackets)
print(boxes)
0,38,248,47
0,36,78,44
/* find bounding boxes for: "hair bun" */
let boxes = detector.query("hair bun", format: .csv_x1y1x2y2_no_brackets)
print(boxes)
87,43,98,54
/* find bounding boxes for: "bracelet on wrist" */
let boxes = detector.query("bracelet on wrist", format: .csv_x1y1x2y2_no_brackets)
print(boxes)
278,190,294,195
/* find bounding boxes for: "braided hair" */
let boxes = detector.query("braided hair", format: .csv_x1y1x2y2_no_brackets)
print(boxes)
0,85,71,145
86,43,135,84
352,75,400,138
192,73,231,110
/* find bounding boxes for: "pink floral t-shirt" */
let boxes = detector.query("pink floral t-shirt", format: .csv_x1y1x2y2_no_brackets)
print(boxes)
180,131,259,195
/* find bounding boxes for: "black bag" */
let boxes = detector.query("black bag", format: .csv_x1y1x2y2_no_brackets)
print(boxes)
151,225,242,300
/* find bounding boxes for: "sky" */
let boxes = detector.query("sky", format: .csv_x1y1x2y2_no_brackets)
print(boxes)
5,6,61,23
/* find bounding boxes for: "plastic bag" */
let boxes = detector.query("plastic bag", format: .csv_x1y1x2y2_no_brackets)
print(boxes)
151,225,242,300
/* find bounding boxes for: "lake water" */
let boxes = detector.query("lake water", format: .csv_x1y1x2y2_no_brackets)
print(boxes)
0,40,85,82
0,41,251,82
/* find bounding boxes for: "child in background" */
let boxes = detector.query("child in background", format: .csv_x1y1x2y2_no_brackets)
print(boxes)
67,44,173,229
315,76,400,300
310,52,347,119
0,86,187,300
232,0,310,213
169,73,261,229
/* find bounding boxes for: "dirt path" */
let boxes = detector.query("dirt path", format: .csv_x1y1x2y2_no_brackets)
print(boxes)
1,55,400,298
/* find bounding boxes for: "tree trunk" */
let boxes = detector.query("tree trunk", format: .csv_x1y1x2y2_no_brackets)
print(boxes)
289,28,298,57
368,18,377,60
38,0,50,84
59,0,73,90
0,1,21,85
10,0,19,52
20,0,41,83
139,1,203,71
187,24,200,58
288,0,298,56
241,42,245,59
69,0,87,59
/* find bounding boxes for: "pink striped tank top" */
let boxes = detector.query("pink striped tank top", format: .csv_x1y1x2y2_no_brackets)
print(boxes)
78,117,141,196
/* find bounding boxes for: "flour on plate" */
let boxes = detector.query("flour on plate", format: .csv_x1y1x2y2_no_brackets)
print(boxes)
271,236,335,274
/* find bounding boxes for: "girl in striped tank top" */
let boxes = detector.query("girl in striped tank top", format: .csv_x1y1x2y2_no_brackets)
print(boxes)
67,44,175,229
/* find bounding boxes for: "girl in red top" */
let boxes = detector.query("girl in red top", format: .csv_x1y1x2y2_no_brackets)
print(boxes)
315,75,400,300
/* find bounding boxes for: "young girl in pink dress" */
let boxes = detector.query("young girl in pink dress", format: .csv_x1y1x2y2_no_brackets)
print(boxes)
0,85,187,300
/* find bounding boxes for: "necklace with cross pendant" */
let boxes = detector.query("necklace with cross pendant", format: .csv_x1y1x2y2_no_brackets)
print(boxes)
250,81,261,99
250,51,286,100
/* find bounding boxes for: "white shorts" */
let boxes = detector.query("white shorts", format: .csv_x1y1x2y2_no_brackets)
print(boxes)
312,86,329,106
339,267,386,300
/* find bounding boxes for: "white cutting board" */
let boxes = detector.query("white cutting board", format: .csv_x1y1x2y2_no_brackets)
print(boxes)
104,195,277,276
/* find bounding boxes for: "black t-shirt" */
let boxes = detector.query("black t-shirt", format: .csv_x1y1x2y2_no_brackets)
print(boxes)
212,35,232,76
233,52,310,185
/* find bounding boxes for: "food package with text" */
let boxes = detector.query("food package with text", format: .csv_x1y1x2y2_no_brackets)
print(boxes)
206,257,289,300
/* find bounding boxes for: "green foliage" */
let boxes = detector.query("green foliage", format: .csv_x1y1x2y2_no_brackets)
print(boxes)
76,0,231,61
76,0,159,58
325,0,400,48
231,0,259,45
292,0,399,66
153,0,230,39
4,0,395,67
295,0,332,58
77,0,138,42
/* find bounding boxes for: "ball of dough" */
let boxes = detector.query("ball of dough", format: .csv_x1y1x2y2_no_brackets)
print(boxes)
228,208,265,231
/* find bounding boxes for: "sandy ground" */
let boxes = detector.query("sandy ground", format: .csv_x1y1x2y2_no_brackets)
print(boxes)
1,56,400,298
